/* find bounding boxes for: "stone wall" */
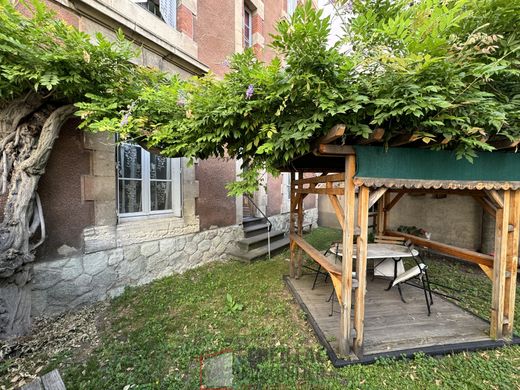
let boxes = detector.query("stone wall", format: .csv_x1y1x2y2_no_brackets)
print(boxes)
319,193,485,251
269,208,319,232
388,194,483,250
31,225,242,316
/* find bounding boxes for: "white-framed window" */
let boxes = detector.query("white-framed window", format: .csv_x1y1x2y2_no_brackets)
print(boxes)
117,143,182,218
244,6,253,48
133,0,177,28
287,0,297,16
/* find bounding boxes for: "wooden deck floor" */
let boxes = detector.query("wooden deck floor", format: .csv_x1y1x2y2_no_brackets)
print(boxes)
287,272,492,360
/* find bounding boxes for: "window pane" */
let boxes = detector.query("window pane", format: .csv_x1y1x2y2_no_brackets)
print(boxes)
150,181,172,211
118,180,143,213
118,144,142,179
150,153,172,180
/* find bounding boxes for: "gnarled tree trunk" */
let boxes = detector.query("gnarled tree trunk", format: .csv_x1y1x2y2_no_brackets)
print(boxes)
0,101,75,339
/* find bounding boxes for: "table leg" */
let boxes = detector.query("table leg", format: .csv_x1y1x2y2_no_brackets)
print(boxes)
384,258,400,291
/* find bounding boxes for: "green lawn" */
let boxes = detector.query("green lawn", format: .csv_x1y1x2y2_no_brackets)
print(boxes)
3,227,520,389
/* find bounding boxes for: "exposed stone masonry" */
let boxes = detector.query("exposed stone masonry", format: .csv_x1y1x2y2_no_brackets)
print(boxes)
31,226,242,316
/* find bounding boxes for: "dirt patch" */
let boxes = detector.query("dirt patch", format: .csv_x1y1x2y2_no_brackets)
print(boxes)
0,301,108,389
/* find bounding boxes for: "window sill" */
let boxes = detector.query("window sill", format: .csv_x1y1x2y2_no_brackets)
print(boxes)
83,214,200,253
118,212,182,224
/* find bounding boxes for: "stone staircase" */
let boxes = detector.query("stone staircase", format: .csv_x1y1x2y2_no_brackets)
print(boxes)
231,216,290,262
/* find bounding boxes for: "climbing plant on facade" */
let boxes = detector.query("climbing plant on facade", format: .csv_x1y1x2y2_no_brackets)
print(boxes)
79,0,520,195
0,0,136,338
0,0,519,338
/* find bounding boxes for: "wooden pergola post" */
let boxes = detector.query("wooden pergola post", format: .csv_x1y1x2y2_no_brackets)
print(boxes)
296,171,304,278
491,190,510,339
353,185,369,355
339,155,356,355
503,190,520,338
376,195,386,236
289,171,296,278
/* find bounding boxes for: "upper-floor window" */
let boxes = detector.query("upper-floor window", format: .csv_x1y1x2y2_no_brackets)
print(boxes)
244,6,252,48
287,0,297,16
117,143,182,218
133,0,177,28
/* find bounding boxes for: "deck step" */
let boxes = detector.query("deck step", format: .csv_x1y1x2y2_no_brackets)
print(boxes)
237,230,286,251
230,236,290,262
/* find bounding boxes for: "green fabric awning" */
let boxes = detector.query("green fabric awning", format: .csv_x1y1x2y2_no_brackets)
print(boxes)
353,146,520,190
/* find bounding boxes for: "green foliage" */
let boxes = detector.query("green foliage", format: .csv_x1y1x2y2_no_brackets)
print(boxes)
0,0,135,108
75,0,520,194
4,0,520,194
225,292,244,314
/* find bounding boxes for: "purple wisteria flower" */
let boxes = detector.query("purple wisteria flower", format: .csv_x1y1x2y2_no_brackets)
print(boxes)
245,84,254,99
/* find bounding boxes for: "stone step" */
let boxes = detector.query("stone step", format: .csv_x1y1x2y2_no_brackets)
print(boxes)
242,222,271,238
242,216,265,228
237,230,286,251
230,236,290,262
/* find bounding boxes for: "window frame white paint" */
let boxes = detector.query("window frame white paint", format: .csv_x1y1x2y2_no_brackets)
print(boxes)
244,5,253,48
117,143,182,220
132,0,177,28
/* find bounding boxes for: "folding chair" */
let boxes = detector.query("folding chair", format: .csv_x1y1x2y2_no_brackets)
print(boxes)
311,241,341,290
390,241,434,315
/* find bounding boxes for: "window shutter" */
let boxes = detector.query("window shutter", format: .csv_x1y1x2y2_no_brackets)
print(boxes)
160,0,177,28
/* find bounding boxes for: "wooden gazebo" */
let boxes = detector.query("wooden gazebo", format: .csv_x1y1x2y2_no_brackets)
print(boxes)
284,124,520,358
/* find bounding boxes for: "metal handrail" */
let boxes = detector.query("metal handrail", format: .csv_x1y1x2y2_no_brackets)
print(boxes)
244,194,273,259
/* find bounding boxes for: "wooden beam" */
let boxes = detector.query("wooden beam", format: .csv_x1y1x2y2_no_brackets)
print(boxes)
339,155,356,356
473,196,496,218
479,264,493,280
486,190,504,209
315,124,346,145
354,186,369,356
368,187,387,209
489,138,520,150
386,230,494,268
490,190,510,339
358,127,385,144
290,234,342,275
385,191,405,212
295,187,344,195
503,190,520,338
316,144,356,156
328,193,345,231
294,172,344,185
389,133,420,147
289,171,296,278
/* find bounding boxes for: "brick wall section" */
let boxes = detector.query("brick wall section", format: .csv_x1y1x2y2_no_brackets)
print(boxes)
193,0,238,228
196,159,237,229
37,120,94,260
267,175,282,216
252,12,264,34
177,4,194,38
263,0,284,63
16,0,79,28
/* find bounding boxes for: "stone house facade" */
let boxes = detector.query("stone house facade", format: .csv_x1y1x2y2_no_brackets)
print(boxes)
30,0,318,316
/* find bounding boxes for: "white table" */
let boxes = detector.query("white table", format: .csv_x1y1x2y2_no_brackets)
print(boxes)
327,243,418,289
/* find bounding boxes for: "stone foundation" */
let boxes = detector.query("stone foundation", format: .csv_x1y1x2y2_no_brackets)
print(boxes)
268,208,319,232
31,225,242,316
